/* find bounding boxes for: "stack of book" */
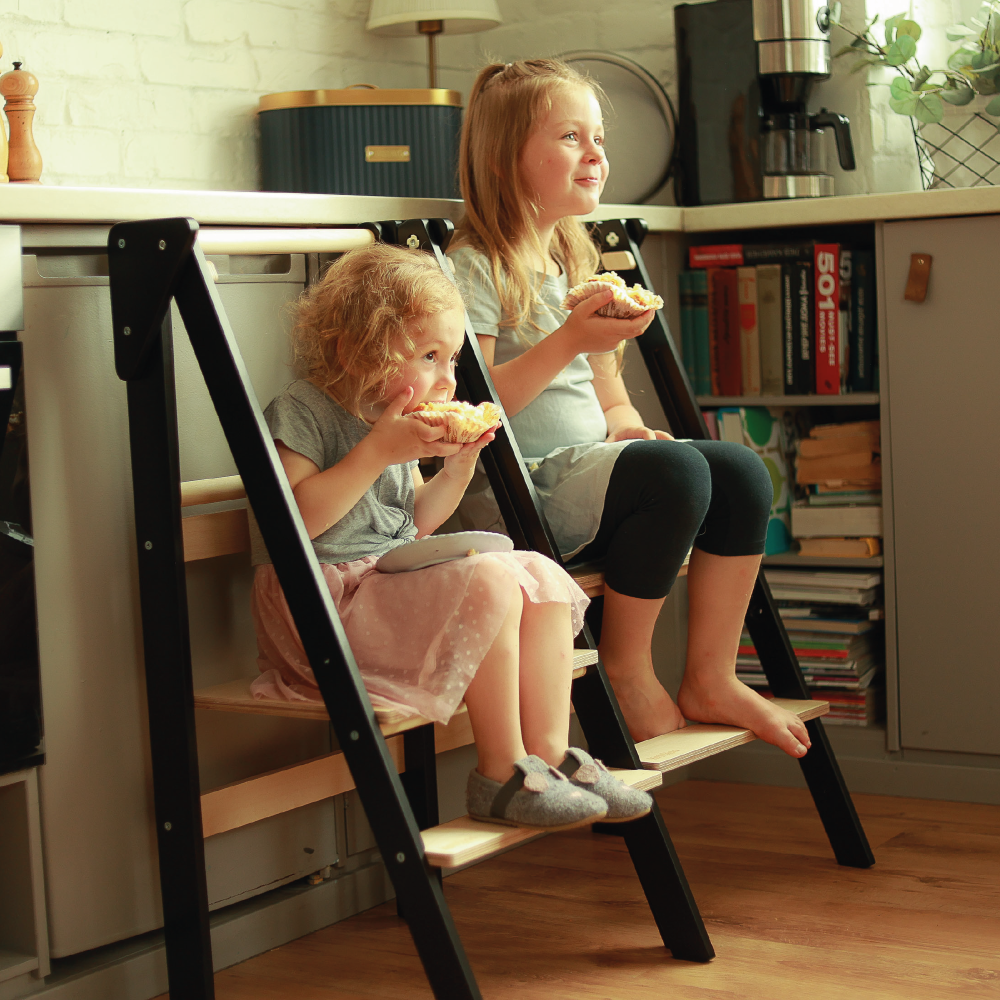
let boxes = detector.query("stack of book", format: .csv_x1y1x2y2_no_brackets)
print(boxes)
792,420,882,558
678,242,877,397
738,568,885,726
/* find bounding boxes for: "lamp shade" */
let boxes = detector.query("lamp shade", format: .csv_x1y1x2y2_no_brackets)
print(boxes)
366,0,502,36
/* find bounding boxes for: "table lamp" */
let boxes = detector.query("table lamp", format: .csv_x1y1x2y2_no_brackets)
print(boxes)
366,0,502,88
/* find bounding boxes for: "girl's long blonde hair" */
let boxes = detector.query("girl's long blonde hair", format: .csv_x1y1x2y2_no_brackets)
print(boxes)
454,58,603,334
293,244,462,417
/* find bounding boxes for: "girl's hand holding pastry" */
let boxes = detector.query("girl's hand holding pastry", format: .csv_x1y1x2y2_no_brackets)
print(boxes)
369,388,464,466
559,291,655,356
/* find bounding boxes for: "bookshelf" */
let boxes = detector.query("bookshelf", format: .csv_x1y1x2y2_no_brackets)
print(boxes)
697,394,879,407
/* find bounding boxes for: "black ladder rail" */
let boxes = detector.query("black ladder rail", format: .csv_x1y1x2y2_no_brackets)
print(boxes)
589,218,875,869
108,218,482,1000
399,217,715,963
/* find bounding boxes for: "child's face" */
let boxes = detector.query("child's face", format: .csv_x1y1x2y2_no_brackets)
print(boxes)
380,305,466,412
518,83,609,227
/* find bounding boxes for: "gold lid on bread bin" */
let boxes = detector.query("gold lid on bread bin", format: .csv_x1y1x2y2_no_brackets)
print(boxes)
259,84,461,113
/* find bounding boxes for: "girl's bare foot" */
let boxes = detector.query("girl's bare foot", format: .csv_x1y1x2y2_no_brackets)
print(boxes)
607,670,686,743
676,675,812,758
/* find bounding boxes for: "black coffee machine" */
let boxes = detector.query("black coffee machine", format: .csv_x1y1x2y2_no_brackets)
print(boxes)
675,0,856,205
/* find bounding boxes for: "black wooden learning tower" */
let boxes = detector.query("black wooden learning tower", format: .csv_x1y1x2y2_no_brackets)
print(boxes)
107,216,873,1000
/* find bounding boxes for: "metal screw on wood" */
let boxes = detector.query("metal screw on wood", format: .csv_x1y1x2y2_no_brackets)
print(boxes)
123,326,131,336
349,730,359,741
406,235,420,249
164,822,172,831
395,852,405,863
144,541,153,550
158,240,166,250
117,238,125,248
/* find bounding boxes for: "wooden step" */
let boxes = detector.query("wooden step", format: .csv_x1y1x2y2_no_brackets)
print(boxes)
420,769,663,868
193,649,598,734
634,698,830,772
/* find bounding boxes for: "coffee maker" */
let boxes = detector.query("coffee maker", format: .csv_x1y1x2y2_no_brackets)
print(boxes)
754,0,855,198
675,0,856,205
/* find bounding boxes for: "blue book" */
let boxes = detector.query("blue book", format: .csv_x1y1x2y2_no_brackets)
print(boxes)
688,269,712,396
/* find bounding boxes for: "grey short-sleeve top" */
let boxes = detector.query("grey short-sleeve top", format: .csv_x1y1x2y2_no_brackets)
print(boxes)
449,246,630,558
250,380,419,565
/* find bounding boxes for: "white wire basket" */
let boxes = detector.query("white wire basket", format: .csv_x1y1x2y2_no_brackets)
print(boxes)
912,104,1000,189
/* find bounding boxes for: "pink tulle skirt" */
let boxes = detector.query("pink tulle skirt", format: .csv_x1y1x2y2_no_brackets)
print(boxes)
250,551,589,724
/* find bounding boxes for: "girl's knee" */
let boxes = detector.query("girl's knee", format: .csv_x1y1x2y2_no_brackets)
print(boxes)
622,440,712,519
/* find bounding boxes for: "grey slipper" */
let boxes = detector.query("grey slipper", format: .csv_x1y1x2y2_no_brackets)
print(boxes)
467,755,608,831
558,747,653,822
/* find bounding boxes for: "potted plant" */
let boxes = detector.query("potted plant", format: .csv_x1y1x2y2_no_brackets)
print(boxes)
833,1,1000,124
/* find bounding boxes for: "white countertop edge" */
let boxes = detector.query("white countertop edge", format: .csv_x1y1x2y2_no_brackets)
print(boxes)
1,183,997,233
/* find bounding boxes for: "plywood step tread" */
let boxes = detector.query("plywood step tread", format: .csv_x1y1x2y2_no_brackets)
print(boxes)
421,769,662,868
194,650,598,733
634,698,829,772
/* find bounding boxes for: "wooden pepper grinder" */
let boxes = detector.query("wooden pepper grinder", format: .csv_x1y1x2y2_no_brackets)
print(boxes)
0,44,8,183
1,62,41,184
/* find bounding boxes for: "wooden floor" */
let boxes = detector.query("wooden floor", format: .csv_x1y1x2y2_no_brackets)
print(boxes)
158,781,1000,1000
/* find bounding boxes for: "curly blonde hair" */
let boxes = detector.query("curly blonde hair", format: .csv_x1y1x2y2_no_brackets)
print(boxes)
453,59,604,333
293,244,463,417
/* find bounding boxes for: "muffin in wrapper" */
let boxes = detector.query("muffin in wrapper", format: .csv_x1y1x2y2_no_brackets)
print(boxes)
410,401,502,443
561,271,664,319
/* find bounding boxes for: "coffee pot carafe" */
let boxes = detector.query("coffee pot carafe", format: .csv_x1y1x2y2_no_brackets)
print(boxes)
753,0,856,198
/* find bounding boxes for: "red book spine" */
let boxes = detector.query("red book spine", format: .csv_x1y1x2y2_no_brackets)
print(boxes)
706,268,721,394
713,268,741,396
814,244,840,394
690,244,745,268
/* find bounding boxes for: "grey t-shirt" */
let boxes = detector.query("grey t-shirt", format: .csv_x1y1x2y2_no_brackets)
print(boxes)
449,246,608,461
250,380,419,565
449,246,630,558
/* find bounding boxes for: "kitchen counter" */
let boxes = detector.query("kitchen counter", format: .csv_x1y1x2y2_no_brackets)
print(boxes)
1,183,998,235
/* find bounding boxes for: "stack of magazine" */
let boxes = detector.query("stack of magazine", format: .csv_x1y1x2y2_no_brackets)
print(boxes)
739,568,885,726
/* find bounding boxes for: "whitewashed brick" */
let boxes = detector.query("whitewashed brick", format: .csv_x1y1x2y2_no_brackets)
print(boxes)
252,48,336,92
184,0,296,48
25,28,139,82
64,0,182,38
183,0,246,44
139,39,257,90
0,0,63,25
42,126,125,180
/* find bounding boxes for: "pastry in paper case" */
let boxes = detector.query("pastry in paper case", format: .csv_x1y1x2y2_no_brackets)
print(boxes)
561,271,664,318
410,400,502,443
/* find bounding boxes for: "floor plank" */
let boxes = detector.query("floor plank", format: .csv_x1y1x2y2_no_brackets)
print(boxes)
154,781,1000,1000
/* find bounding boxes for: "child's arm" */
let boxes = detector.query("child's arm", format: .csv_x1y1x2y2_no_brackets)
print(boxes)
278,388,462,539
477,291,655,416
590,353,674,442
411,426,497,537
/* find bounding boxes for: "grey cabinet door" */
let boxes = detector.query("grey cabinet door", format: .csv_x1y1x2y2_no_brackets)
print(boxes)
883,214,1000,754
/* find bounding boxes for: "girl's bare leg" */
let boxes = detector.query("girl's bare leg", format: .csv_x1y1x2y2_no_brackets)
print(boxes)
462,576,527,784
517,598,574,766
676,548,811,757
599,585,686,742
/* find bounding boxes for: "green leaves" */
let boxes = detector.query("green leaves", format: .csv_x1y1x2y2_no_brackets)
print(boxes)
888,77,943,122
986,94,1000,114
913,92,944,122
897,19,922,40
940,83,976,104
885,12,905,45
886,34,917,64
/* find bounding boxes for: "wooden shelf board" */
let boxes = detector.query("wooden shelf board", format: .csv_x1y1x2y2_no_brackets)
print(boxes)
635,698,829,772
763,552,884,569
421,769,661,868
697,394,879,407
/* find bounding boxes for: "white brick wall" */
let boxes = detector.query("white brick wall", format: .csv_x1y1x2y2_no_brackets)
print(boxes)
0,0,431,189
0,0,933,193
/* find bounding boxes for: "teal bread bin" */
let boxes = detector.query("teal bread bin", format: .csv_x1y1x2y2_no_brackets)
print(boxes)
258,86,463,199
